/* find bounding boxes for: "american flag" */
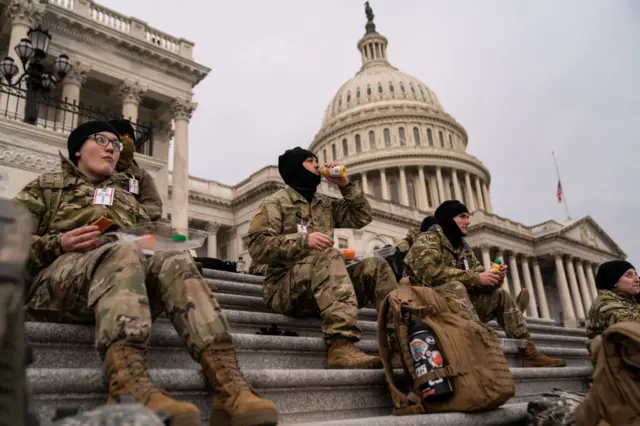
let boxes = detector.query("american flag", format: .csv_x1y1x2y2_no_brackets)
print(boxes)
556,180,563,203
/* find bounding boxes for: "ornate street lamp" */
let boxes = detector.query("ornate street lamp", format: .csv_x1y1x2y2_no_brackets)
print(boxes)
0,26,72,124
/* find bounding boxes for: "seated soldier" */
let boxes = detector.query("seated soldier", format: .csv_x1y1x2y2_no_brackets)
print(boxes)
17,121,278,426
248,261,268,277
248,147,398,369
586,260,640,361
404,200,566,368
108,119,163,222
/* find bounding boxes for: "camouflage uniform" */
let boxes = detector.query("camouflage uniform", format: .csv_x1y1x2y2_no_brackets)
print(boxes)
394,228,419,252
120,159,163,222
248,183,398,342
586,289,640,359
248,262,268,277
16,155,230,360
404,226,528,338
525,390,584,426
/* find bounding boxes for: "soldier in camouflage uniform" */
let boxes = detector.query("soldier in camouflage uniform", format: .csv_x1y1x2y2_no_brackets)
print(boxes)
248,262,268,277
248,147,398,369
586,260,640,361
405,200,566,367
16,121,278,426
109,119,164,222
394,216,436,253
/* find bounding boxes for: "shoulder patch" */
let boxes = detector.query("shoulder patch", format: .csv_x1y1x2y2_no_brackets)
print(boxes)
253,207,263,217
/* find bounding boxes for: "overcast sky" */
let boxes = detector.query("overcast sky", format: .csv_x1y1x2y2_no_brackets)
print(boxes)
99,0,639,263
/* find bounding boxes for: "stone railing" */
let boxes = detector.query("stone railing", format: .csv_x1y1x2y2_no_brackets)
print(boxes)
167,172,235,200
47,0,194,59
471,210,532,236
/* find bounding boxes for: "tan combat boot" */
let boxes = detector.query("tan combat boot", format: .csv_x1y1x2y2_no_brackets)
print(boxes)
105,344,201,426
327,338,383,369
520,337,567,368
516,289,530,313
200,339,278,426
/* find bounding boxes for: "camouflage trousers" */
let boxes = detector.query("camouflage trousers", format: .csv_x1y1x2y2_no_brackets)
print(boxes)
469,286,528,339
25,241,230,361
264,248,398,343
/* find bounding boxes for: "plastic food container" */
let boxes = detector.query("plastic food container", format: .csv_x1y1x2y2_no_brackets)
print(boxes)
373,245,396,258
102,222,209,254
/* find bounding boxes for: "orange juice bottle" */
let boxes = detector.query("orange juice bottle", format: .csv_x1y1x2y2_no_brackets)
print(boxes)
319,165,347,178
490,258,502,272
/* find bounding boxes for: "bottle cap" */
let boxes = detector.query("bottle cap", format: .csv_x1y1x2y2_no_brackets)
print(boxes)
493,258,502,264
172,234,187,242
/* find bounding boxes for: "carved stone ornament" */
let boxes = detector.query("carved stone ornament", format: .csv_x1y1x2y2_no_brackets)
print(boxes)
62,64,91,88
0,143,57,173
353,229,363,240
118,80,148,105
579,223,597,247
170,97,197,121
206,221,221,234
8,0,44,27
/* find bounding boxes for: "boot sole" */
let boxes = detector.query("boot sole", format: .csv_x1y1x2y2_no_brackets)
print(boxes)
523,360,568,368
210,408,279,426
328,358,384,369
170,412,202,426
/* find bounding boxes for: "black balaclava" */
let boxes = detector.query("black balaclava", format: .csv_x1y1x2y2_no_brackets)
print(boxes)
434,200,469,248
595,260,635,291
278,147,321,202
420,215,437,233
68,120,120,165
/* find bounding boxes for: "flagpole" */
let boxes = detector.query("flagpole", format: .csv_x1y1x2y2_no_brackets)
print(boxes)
552,151,571,220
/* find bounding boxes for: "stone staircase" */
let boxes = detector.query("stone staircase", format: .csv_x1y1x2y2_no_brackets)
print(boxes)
26,269,593,425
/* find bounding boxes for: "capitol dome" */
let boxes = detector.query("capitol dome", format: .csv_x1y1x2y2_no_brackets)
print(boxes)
310,6,494,217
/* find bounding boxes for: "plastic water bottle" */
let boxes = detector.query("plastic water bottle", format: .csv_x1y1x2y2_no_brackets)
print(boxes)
236,256,246,274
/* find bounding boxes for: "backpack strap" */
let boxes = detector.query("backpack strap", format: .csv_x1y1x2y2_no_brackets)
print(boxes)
377,292,425,416
37,172,65,234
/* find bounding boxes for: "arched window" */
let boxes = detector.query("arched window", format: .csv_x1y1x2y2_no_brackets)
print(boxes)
323,149,327,164
369,130,376,149
389,179,400,204
398,127,406,145
331,144,337,161
449,134,454,149
373,179,382,198
413,127,420,145
407,179,416,208
342,138,349,157
384,128,391,147
355,134,362,153
439,131,444,147
427,128,433,146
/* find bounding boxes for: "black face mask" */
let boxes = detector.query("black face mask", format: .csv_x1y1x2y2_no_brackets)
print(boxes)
439,218,464,248
434,200,469,249
288,167,321,203
278,147,321,203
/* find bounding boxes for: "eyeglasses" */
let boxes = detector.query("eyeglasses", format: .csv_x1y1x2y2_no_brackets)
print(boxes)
90,134,123,152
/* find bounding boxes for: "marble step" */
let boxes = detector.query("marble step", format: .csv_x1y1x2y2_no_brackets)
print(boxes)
28,367,590,425
27,322,591,370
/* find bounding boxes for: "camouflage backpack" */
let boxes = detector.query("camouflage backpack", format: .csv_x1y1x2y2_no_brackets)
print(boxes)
37,172,65,235
525,389,586,426
53,396,172,426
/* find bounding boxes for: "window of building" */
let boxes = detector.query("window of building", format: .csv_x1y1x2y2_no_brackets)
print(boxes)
389,82,395,93
331,144,337,161
373,179,382,198
410,83,416,94
323,149,327,163
425,181,432,207
384,128,391,146
398,127,406,145
378,84,383,94
407,179,416,208
449,180,455,200
389,179,399,203
342,138,348,157
427,128,433,146
413,127,420,145
356,88,361,99
347,93,351,102
367,86,372,96
338,238,349,249
400,83,405,93
439,131,444,147
355,134,362,153
369,130,376,149
449,134,453,148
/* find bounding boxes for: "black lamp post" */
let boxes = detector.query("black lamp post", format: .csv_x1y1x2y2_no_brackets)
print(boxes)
0,26,72,124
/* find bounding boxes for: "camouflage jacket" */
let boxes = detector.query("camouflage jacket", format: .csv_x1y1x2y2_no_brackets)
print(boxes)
586,290,640,342
395,228,419,252
14,153,150,273
248,182,371,277
121,159,163,222
404,225,483,288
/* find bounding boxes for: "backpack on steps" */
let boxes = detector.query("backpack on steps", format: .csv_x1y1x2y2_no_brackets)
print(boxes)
377,284,515,416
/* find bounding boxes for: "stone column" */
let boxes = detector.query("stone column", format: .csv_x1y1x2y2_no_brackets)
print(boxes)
565,256,585,319
575,259,592,311
532,259,551,319
417,166,428,210
429,173,439,207
554,252,577,324
520,257,539,318
480,245,492,270
436,167,445,203
586,263,599,301
474,177,486,211
118,79,147,124
464,172,476,211
57,65,89,131
399,166,409,206
361,172,369,195
508,252,523,296
206,222,220,258
170,97,197,232
451,169,462,201
228,227,238,260
380,168,389,200
496,250,511,295
482,183,493,213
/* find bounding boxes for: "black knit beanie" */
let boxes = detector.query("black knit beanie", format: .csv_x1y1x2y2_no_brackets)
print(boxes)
595,260,635,290
434,200,469,248
68,121,119,165
278,147,320,202
108,119,136,142
420,215,437,233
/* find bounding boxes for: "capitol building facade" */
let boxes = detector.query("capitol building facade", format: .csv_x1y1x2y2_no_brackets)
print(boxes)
0,0,625,328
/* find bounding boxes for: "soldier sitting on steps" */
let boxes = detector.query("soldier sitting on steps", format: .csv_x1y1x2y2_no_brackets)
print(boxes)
16,120,278,426
248,147,399,369
404,200,567,368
